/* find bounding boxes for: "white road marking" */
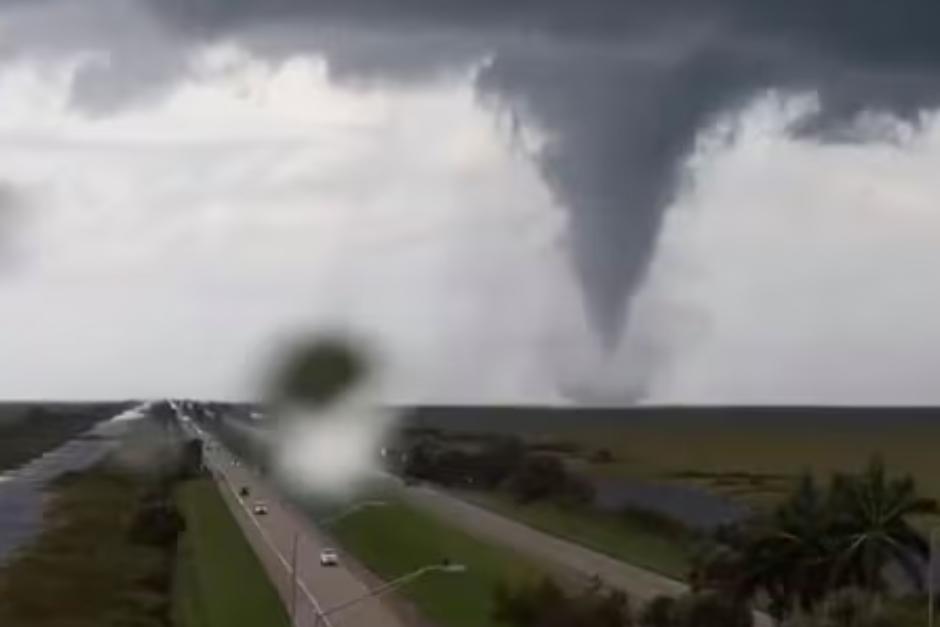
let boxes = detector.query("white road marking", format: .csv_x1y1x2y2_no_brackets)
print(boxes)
177,411,334,627
220,471,333,627
214,465,333,626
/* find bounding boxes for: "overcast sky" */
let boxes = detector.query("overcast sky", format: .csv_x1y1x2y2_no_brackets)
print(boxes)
1,0,940,404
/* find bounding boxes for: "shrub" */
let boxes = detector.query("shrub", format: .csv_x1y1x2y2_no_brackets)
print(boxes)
492,576,633,627
128,502,185,547
591,449,615,464
509,454,598,507
674,591,752,627
638,595,678,627
560,472,597,507
510,455,569,503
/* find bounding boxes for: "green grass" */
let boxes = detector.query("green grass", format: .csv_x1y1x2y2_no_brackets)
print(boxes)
174,480,290,627
476,425,940,577
0,466,172,626
331,497,543,627
460,492,691,580
496,426,940,573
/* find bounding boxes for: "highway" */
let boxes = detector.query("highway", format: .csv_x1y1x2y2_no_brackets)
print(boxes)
176,403,769,626
175,408,407,627
394,480,772,627
395,479,687,601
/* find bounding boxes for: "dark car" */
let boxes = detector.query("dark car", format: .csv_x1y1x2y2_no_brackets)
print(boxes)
239,487,250,498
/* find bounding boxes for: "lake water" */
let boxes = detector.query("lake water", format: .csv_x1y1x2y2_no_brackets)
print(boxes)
0,405,146,566
593,477,750,529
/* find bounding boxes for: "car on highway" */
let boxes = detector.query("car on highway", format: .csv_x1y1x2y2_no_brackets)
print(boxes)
319,548,339,566
239,486,250,498
252,502,268,515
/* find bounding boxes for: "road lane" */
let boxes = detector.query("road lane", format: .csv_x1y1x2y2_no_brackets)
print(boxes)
180,405,769,626
210,459,329,626
175,409,407,627
206,447,407,627
392,479,773,627
396,480,685,600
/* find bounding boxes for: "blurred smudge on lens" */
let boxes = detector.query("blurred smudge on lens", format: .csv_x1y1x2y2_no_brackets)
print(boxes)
269,336,370,410
264,334,399,498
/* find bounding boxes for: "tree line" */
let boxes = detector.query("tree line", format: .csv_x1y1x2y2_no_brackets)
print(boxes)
399,432,596,506
493,574,755,627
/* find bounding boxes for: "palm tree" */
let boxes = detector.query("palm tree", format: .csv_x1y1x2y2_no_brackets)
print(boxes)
829,457,937,596
744,474,837,617
692,474,836,621
696,459,938,624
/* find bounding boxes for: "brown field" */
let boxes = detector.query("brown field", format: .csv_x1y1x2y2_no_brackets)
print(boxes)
550,423,940,508
403,406,940,512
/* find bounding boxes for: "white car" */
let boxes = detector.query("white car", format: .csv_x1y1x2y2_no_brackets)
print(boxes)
252,502,268,516
319,548,339,566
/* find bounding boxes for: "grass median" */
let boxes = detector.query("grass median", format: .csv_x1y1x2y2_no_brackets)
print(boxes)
174,479,289,627
458,491,691,580
331,497,543,627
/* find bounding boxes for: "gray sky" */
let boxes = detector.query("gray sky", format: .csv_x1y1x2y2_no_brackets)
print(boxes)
1,0,940,404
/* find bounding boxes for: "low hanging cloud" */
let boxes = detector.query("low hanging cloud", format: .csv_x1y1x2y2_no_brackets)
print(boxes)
1,0,940,402
0,32,580,402
137,0,940,346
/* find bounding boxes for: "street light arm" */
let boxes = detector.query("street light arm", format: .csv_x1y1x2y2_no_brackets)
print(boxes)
318,500,386,527
317,563,466,623
319,565,435,620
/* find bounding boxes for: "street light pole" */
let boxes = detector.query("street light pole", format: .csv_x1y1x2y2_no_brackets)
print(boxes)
930,527,936,627
290,532,300,626
290,500,387,626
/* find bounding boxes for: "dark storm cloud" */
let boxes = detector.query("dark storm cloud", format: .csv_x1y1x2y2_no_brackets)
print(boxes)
474,41,771,339
36,0,940,342
0,0,191,114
